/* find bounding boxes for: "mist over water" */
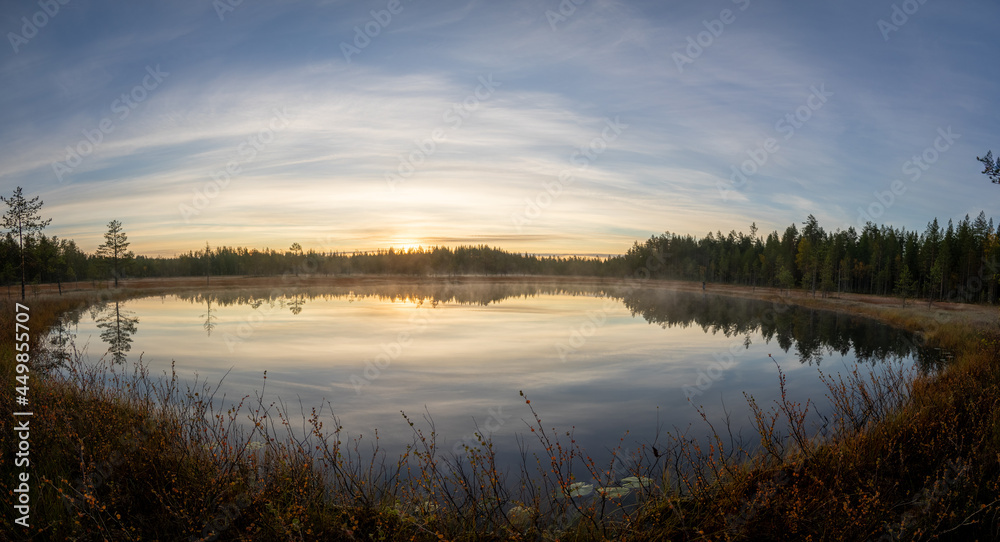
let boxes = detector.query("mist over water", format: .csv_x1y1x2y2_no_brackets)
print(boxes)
53,281,921,470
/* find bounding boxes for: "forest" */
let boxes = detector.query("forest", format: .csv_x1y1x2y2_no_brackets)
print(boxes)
3,210,999,305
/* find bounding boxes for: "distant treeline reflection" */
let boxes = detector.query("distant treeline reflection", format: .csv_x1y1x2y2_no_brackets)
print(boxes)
170,283,921,368
617,289,920,367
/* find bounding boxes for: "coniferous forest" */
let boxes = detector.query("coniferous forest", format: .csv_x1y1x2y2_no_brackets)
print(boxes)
4,211,999,305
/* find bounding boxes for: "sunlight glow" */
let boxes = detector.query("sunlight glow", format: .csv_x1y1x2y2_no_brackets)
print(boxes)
388,241,426,252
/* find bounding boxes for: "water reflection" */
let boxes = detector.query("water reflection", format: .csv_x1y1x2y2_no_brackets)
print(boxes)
288,294,306,315
616,290,920,367
62,281,922,470
93,301,140,364
170,284,921,367
201,298,217,336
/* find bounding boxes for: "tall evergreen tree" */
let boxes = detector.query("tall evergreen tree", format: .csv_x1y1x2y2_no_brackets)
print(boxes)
97,220,133,287
895,263,917,306
978,150,1000,184
1,187,52,299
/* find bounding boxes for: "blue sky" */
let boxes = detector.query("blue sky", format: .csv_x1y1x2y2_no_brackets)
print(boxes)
1,0,998,256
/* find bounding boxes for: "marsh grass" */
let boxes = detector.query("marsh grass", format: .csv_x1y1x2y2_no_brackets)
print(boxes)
2,288,1000,540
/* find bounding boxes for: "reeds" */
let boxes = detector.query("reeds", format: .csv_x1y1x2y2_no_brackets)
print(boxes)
2,289,999,540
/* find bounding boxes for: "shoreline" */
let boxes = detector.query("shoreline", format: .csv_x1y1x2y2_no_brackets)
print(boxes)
4,274,998,538
17,273,996,332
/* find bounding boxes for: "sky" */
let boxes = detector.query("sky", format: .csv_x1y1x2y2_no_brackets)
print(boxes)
1,0,998,257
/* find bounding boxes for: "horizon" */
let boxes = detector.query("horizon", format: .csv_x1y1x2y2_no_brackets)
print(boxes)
2,1,998,257
15,206,997,261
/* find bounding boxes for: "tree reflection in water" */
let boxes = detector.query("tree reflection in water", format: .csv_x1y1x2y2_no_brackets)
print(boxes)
94,301,139,364
173,283,924,369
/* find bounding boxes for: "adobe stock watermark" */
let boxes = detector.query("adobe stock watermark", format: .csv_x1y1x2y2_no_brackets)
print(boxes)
347,304,437,393
340,0,410,63
189,489,259,542
7,0,70,53
554,298,618,361
179,108,291,222
672,0,751,74
221,296,290,353
684,297,793,400
717,84,832,201
853,126,959,227
51,65,170,183
939,255,1000,306
450,405,512,455
219,292,309,354
384,74,501,191
212,0,246,22
877,0,929,42
555,246,666,361
216,236,346,352
511,116,627,232
876,457,968,541
61,416,157,513
726,461,798,531
545,0,589,31
683,343,744,400
607,445,643,485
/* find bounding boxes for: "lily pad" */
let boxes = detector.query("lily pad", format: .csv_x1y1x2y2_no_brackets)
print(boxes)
620,476,653,489
596,486,631,498
561,482,594,498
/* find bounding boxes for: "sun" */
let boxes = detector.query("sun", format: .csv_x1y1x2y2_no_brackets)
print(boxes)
390,240,424,252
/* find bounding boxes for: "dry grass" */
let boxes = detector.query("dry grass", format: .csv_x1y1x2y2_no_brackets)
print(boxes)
2,277,999,540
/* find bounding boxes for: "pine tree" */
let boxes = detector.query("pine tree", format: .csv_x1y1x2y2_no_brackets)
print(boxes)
895,264,917,306
1,187,52,299
97,220,133,287
978,150,1000,184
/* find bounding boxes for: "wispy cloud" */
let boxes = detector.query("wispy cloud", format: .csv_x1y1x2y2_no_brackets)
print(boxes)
1,0,998,255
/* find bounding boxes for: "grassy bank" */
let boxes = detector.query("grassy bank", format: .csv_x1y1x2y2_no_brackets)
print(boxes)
2,276,998,540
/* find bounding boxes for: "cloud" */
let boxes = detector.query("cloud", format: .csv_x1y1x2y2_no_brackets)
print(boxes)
1,0,999,256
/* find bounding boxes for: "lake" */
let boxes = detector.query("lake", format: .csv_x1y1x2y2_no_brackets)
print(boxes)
50,280,922,471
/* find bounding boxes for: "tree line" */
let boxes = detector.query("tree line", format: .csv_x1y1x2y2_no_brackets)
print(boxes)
621,212,1000,304
0,187,131,298
4,154,1000,305
5,210,999,306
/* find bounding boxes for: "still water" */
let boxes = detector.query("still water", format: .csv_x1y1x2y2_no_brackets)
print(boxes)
53,281,920,468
